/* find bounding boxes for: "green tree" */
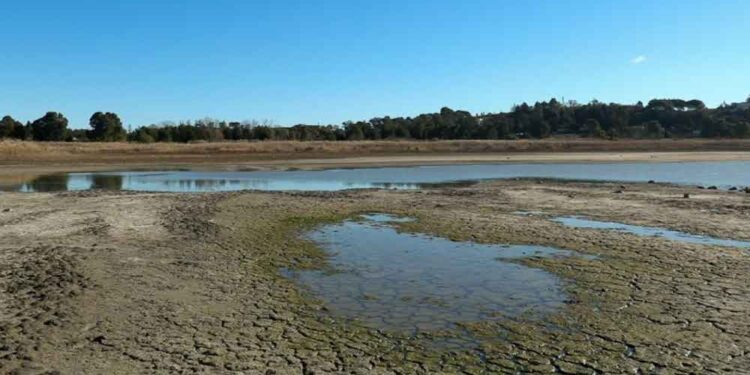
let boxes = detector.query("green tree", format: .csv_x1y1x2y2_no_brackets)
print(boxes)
13,122,29,139
486,126,499,139
132,128,155,143
31,112,69,141
347,125,364,140
702,119,731,138
252,126,274,140
528,108,551,138
0,115,23,139
644,120,664,138
584,118,605,138
734,122,749,138
89,112,127,141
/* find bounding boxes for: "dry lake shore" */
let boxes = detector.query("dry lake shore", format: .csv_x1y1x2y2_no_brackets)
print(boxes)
1,178,749,373
1,139,750,178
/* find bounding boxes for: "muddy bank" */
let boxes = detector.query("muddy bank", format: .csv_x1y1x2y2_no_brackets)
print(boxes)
1,181,749,373
3,138,750,179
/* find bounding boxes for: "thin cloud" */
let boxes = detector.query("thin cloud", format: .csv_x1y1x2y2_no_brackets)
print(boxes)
631,55,647,64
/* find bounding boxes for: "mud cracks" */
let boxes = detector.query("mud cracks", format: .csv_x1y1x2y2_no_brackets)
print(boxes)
1,181,749,373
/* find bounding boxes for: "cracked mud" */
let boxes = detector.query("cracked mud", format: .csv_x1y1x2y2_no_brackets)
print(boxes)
1,180,749,373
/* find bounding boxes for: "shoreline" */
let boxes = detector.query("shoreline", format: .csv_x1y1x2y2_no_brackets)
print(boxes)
1,151,750,177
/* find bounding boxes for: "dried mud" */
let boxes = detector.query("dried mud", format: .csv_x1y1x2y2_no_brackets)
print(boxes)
1,180,749,373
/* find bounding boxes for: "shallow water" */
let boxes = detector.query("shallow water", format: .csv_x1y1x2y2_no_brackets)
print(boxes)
283,214,587,333
553,216,750,248
4,160,750,192
357,213,416,223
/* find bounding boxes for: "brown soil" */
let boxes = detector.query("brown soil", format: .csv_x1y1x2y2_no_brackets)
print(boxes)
1,180,749,373
1,139,749,175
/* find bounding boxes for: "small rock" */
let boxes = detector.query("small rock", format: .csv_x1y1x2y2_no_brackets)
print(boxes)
697,186,705,189
2,208,10,212
745,187,750,194
729,187,738,191
683,193,690,199
707,186,718,190
614,190,624,194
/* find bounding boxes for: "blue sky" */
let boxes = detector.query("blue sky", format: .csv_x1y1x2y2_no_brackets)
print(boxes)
1,0,748,128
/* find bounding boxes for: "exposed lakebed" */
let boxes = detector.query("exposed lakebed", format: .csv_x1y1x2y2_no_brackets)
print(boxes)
5,160,750,192
283,214,591,335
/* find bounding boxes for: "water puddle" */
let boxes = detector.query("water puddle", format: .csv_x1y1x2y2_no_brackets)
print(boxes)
356,213,416,223
284,214,589,334
552,216,750,248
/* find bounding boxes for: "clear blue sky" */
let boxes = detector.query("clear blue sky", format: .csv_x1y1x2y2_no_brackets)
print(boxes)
1,0,748,129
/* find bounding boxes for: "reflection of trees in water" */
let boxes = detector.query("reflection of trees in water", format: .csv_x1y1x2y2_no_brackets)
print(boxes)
369,182,410,190
91,175,124,190
160,179,229,190
158,179,251,192
25,174,70,192
17,174,478,193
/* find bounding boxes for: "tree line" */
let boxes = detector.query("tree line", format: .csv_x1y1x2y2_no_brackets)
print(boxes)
2,97,749,142
0,111,127,142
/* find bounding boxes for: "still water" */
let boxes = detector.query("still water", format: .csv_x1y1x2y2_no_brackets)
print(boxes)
553,216,750,248
5,160,750,192
283,214,588,333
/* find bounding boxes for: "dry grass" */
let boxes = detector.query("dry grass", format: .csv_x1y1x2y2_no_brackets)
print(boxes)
2,138,750,164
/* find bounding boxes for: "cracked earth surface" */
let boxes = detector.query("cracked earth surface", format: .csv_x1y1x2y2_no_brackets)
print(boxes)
1,180,749,374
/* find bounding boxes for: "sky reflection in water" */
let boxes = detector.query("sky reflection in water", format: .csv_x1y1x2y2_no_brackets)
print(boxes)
6,161,750,193
553,216,750,248
283,214,589,333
